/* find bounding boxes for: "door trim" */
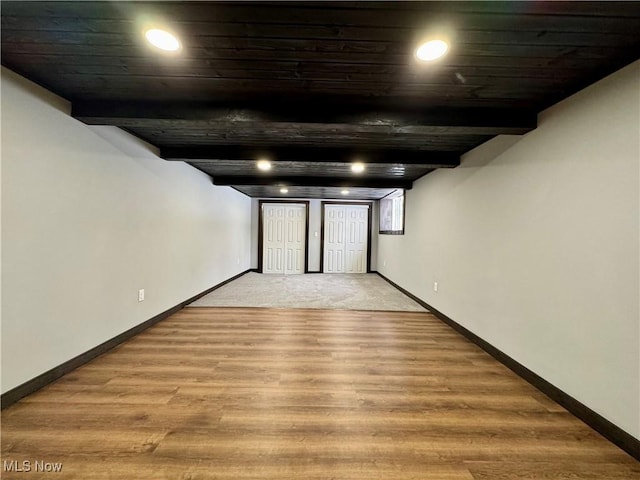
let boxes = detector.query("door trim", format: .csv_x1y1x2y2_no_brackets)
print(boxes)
258,200,310,274
320,201,373,273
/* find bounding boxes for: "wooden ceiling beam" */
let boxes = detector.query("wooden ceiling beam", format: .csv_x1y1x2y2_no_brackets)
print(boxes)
72,101,536,136
212,176,414,190
162,146,460,168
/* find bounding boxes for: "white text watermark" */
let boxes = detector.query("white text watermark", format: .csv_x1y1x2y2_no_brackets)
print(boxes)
3,460,63,473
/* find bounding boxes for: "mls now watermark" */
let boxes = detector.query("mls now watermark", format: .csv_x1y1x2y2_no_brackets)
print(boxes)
3,460,63,473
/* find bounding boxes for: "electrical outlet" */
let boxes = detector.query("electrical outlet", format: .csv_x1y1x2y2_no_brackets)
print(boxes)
138,289,145,302
433,282,438,292
237,257,240,265
383,260,387,267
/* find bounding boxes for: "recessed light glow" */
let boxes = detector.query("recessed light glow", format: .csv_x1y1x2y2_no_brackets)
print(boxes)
351,162,366,174
280,187,289,194
341,189,350,195
257,159,272,171
416,39,449,61
145,28,181,52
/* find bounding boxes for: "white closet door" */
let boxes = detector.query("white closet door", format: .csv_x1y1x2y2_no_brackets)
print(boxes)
345,206,368,273
262,203,306,274
323,204,368,273
263,204,286,274
324,205,346,273
284,205,306,274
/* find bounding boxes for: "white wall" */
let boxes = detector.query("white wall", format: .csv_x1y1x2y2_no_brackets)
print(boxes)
378,61,640,438
251,198,378,272
1,68,252,393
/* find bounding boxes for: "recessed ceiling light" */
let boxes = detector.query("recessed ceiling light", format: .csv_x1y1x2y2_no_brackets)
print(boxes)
144,28,181,52
341,189,350,195
416,39,449,61
257,159,272,171
351,162,366,174
280,187,289,194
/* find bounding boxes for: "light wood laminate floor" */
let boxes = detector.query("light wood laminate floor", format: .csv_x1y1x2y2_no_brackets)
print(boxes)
2,308,638,479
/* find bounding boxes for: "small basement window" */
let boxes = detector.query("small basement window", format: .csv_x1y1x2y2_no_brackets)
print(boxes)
379,189,405,235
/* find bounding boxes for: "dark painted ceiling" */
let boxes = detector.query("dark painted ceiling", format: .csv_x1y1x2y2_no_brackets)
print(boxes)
2,1,639,200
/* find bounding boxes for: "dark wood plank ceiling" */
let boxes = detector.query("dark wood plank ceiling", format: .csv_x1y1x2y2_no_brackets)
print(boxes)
2,1,639,200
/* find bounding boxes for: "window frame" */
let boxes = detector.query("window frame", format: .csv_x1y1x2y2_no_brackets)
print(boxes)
379,190,405,235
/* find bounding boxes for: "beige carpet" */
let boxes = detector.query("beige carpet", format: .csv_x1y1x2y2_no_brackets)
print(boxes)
188,272,427,312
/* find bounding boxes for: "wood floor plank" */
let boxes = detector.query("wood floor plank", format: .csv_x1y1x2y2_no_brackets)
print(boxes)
1,307,638,479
